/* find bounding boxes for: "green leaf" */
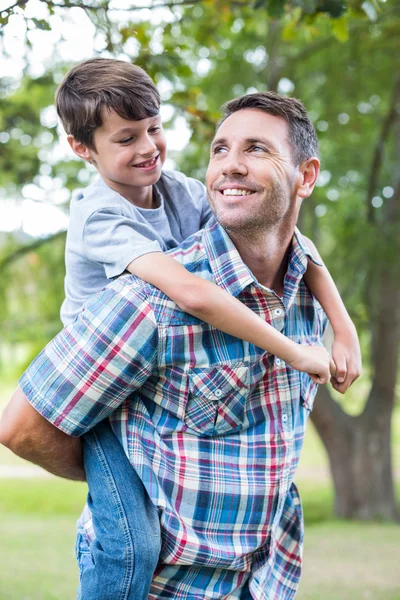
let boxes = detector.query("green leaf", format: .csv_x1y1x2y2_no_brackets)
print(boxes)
317,0,347,18
266,0,285,18
332,15,349,40
31,18,51,31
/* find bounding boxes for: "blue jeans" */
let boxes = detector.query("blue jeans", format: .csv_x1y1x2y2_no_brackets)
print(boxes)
76,420,161,600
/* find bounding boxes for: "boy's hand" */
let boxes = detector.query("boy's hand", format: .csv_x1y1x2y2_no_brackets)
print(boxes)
287,345,335,385
330,327,362,394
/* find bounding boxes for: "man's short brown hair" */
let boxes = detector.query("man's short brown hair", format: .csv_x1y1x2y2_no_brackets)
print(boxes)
220,92,318,165
55,58,160,150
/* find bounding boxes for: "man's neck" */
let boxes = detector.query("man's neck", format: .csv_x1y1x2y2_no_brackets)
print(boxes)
228,223,295,296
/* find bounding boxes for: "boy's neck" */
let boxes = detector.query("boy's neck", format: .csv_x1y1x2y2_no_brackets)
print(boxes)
107,180,157,209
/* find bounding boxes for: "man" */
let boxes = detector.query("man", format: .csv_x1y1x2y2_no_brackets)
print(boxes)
0,92,357,599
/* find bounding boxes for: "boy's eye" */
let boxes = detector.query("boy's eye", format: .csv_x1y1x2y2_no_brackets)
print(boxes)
119,137,134,144
149,126,161,134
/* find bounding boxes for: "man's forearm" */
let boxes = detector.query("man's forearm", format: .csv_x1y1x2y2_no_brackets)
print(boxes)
0,386,86,481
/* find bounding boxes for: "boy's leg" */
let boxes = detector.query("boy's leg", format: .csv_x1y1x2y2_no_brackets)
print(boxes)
79,420,161,600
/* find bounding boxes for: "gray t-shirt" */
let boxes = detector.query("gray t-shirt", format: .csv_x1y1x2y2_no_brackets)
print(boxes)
60,170,212,326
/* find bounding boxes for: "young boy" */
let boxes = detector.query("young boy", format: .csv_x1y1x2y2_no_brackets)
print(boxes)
55,58,360,599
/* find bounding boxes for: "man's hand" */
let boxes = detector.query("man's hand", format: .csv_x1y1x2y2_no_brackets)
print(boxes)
287,344,335,385
330,326,362,394
0,386,85,481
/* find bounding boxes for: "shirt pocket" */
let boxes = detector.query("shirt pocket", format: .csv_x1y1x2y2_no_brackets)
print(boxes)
185,362,249,436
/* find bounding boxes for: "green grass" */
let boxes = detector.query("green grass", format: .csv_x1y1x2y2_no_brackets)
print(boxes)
298,522,400,600
0,480,87,600
1,479,400,600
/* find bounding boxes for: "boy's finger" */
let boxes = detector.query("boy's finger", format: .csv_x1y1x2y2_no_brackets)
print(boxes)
332,355,347,383
329,358,336,378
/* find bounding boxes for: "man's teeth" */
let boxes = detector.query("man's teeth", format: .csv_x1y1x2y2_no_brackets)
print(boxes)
222,189,253,196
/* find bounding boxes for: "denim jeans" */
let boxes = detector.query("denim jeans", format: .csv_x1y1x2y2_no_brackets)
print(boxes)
76,420,161,600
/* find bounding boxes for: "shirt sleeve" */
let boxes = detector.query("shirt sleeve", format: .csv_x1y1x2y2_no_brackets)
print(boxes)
19,282,159,436
83,208,163,279
186,177,214,229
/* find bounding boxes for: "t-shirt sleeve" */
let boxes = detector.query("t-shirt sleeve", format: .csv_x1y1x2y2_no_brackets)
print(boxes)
186,177,214,229
83,208,163,279
19,283,159,436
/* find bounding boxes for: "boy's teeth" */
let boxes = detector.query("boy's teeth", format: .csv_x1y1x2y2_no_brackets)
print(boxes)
222,189,252,196
137,157,156,167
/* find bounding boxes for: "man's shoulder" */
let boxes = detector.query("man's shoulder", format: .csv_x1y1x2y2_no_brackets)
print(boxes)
82,274,159,326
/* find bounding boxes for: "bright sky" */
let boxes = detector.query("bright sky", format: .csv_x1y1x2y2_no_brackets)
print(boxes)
0,0,191,238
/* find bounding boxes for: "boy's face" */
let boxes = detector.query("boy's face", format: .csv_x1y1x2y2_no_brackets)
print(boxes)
71,110,167,202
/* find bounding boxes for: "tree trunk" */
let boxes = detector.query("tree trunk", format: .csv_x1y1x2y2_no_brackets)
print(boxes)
312,388,399,520
311,270,400,521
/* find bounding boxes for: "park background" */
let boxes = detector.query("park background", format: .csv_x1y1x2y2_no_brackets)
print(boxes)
0,0,399,598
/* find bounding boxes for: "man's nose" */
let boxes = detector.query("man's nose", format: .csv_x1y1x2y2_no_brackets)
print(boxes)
221,151,248,177
138,134,157,157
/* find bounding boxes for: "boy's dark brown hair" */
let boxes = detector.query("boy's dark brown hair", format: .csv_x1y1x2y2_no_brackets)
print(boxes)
56,58,160,150
220,91,319,166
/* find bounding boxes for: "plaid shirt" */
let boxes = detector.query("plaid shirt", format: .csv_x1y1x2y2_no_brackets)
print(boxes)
20,223,326,600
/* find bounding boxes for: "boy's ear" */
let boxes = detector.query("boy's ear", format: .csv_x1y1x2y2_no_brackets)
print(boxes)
297,157,320,200
67,135,94,163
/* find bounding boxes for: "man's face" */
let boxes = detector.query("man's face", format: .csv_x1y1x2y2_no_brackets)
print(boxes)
86,110,167,197
206,109,301,234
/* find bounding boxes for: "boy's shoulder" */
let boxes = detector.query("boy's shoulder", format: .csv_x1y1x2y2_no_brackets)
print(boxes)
157,170,206,205
71,175,121,207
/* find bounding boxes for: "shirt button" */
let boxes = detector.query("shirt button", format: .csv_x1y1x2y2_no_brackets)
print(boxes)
276,358,282,366
214,389,223,398
282,414,288,423
274,308,283,316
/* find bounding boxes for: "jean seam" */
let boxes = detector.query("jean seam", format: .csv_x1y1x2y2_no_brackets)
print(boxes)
90,429,134,600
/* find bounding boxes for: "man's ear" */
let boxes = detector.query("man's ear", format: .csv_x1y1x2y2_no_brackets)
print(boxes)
67,135,94,163
297,157,320,199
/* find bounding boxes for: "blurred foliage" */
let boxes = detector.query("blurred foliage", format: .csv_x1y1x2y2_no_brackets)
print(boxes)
0,0,397,364
0,1,399,507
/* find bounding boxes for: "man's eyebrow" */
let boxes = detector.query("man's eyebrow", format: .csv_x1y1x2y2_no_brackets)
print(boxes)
246,137,279,152
210,136,227,149
210,136,279,152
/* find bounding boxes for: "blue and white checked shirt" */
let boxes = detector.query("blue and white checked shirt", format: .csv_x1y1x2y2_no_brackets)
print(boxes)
21,222,326,600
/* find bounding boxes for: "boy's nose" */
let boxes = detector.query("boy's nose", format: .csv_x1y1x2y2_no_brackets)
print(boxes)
138,135,157,157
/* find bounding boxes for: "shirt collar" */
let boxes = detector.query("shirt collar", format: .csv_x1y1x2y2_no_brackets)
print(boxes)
203,223,256,297
202,223,320,298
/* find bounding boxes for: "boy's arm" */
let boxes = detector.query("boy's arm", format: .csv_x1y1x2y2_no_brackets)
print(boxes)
128,252,334,384
302,236,362,393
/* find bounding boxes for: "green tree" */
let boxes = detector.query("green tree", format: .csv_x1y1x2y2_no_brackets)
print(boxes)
1,0,398,519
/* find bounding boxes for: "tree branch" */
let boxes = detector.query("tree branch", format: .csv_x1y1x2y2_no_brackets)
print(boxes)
1,0,222,15
366,74,400,223
0,230,66,272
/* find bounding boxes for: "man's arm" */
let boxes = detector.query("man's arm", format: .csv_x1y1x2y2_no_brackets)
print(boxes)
0,386,85,481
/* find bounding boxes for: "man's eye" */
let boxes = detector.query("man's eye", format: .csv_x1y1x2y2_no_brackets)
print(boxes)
250,145,266,152
213,146,228,154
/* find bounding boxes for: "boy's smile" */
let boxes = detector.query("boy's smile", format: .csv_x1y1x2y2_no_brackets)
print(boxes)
71,111,167,208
